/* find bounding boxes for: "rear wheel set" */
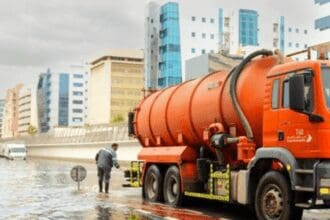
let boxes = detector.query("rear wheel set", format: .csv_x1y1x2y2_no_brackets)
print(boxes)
143,165,183,206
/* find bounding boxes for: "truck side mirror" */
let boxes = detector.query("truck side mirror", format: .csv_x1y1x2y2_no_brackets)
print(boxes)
289,74,305,111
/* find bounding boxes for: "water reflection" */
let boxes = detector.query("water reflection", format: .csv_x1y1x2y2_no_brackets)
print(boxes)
0,158,327,220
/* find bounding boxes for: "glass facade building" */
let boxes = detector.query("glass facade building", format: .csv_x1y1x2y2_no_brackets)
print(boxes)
314,0,330,31
313,0,329,47
58,74,69,126
37,71,51,132
315,0,330,5
37,68,88,132
145,1,311,89
239,9,258,46
158,2,182,88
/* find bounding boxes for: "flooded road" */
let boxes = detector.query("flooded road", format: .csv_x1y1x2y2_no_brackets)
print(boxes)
0,158,329,220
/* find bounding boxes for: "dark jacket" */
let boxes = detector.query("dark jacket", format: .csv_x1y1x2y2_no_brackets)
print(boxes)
95,148,119,169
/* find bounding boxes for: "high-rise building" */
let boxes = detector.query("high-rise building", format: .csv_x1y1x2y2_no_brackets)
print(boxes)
145,0,313,89
0,99,4,138
18,85,38,136
313,0,330,46
145,1,160,90
88,49,144,125
37,67,89,133
2,84,23,138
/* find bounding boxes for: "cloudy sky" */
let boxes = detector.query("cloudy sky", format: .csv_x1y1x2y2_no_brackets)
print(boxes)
0,0,145,96
0,0,319,96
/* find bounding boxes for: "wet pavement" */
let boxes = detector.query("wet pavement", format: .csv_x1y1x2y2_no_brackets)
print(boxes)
0,158,330,220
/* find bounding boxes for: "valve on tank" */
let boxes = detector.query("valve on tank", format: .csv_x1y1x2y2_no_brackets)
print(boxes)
211,133,240,169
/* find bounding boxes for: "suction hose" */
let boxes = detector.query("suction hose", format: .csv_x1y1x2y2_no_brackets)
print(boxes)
229,49,273,140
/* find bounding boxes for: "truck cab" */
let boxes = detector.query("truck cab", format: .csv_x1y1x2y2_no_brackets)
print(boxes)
264,60,330,158
260,56,330,211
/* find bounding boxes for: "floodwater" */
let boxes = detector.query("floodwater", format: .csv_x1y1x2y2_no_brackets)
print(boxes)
0,158,329,220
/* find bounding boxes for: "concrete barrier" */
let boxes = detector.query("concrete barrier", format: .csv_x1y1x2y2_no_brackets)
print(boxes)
26,140,142,163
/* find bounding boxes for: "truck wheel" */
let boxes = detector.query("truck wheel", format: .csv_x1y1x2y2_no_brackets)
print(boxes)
144,165,163,202
163,166,182,206
255,171,303,220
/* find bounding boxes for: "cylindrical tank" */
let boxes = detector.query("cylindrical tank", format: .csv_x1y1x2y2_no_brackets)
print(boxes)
134,56,279,151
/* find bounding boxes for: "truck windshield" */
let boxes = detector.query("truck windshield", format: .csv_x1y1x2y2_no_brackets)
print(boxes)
322,67,330,109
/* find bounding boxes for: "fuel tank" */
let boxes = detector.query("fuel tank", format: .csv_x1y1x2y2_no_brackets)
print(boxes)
134,56,279,150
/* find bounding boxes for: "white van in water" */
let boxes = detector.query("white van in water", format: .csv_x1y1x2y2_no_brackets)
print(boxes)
1,144,26,160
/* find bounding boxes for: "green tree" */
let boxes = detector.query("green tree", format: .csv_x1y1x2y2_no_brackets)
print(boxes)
28,125,38,135
111,114,124,124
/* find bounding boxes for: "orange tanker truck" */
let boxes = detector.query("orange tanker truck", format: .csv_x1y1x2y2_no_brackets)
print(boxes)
126,42,330,220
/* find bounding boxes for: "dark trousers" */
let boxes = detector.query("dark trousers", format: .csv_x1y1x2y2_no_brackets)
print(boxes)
97,167,111,183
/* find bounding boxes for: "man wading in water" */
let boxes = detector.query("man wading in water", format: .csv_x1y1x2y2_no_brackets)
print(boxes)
95,143,120,193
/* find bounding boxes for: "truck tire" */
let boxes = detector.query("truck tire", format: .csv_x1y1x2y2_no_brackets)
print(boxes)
144,165,163,202
255,171,303,220
163,166,182,206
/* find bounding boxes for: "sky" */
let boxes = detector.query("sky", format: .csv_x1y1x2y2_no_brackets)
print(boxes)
0,0,319,97
0,0,145,96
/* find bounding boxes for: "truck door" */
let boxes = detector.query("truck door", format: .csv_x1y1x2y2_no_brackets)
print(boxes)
277,70,317,157
263,78,281,146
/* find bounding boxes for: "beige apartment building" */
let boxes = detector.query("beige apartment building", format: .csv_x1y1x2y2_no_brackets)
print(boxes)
18,85,38,136
88,49,144,125
2,84,23,138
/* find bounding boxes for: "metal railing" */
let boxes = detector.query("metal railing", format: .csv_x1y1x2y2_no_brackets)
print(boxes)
0,123,135,145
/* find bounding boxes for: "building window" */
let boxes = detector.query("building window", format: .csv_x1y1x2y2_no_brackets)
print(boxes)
315,15,330,31
73,91,83,96
239,9,258,46
210,18,214,23
73,117,83,122
304,44,308,48
202,17,206,23
73,83,83,87
201,49,206,54
296,28,299,33
210,50,214,53
296,43,299,48
202,33,206,39
288,27,292,32
304,29,308,34
273,23,278,33
73,100,83,104
73,109,83,113
210,34,215,39
151,18,153,23
224,17,230,27
191,48,196,53
73,74,83,79
191,32,196,37
288,42,292,47
273,38,279,47
192,16,196,21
